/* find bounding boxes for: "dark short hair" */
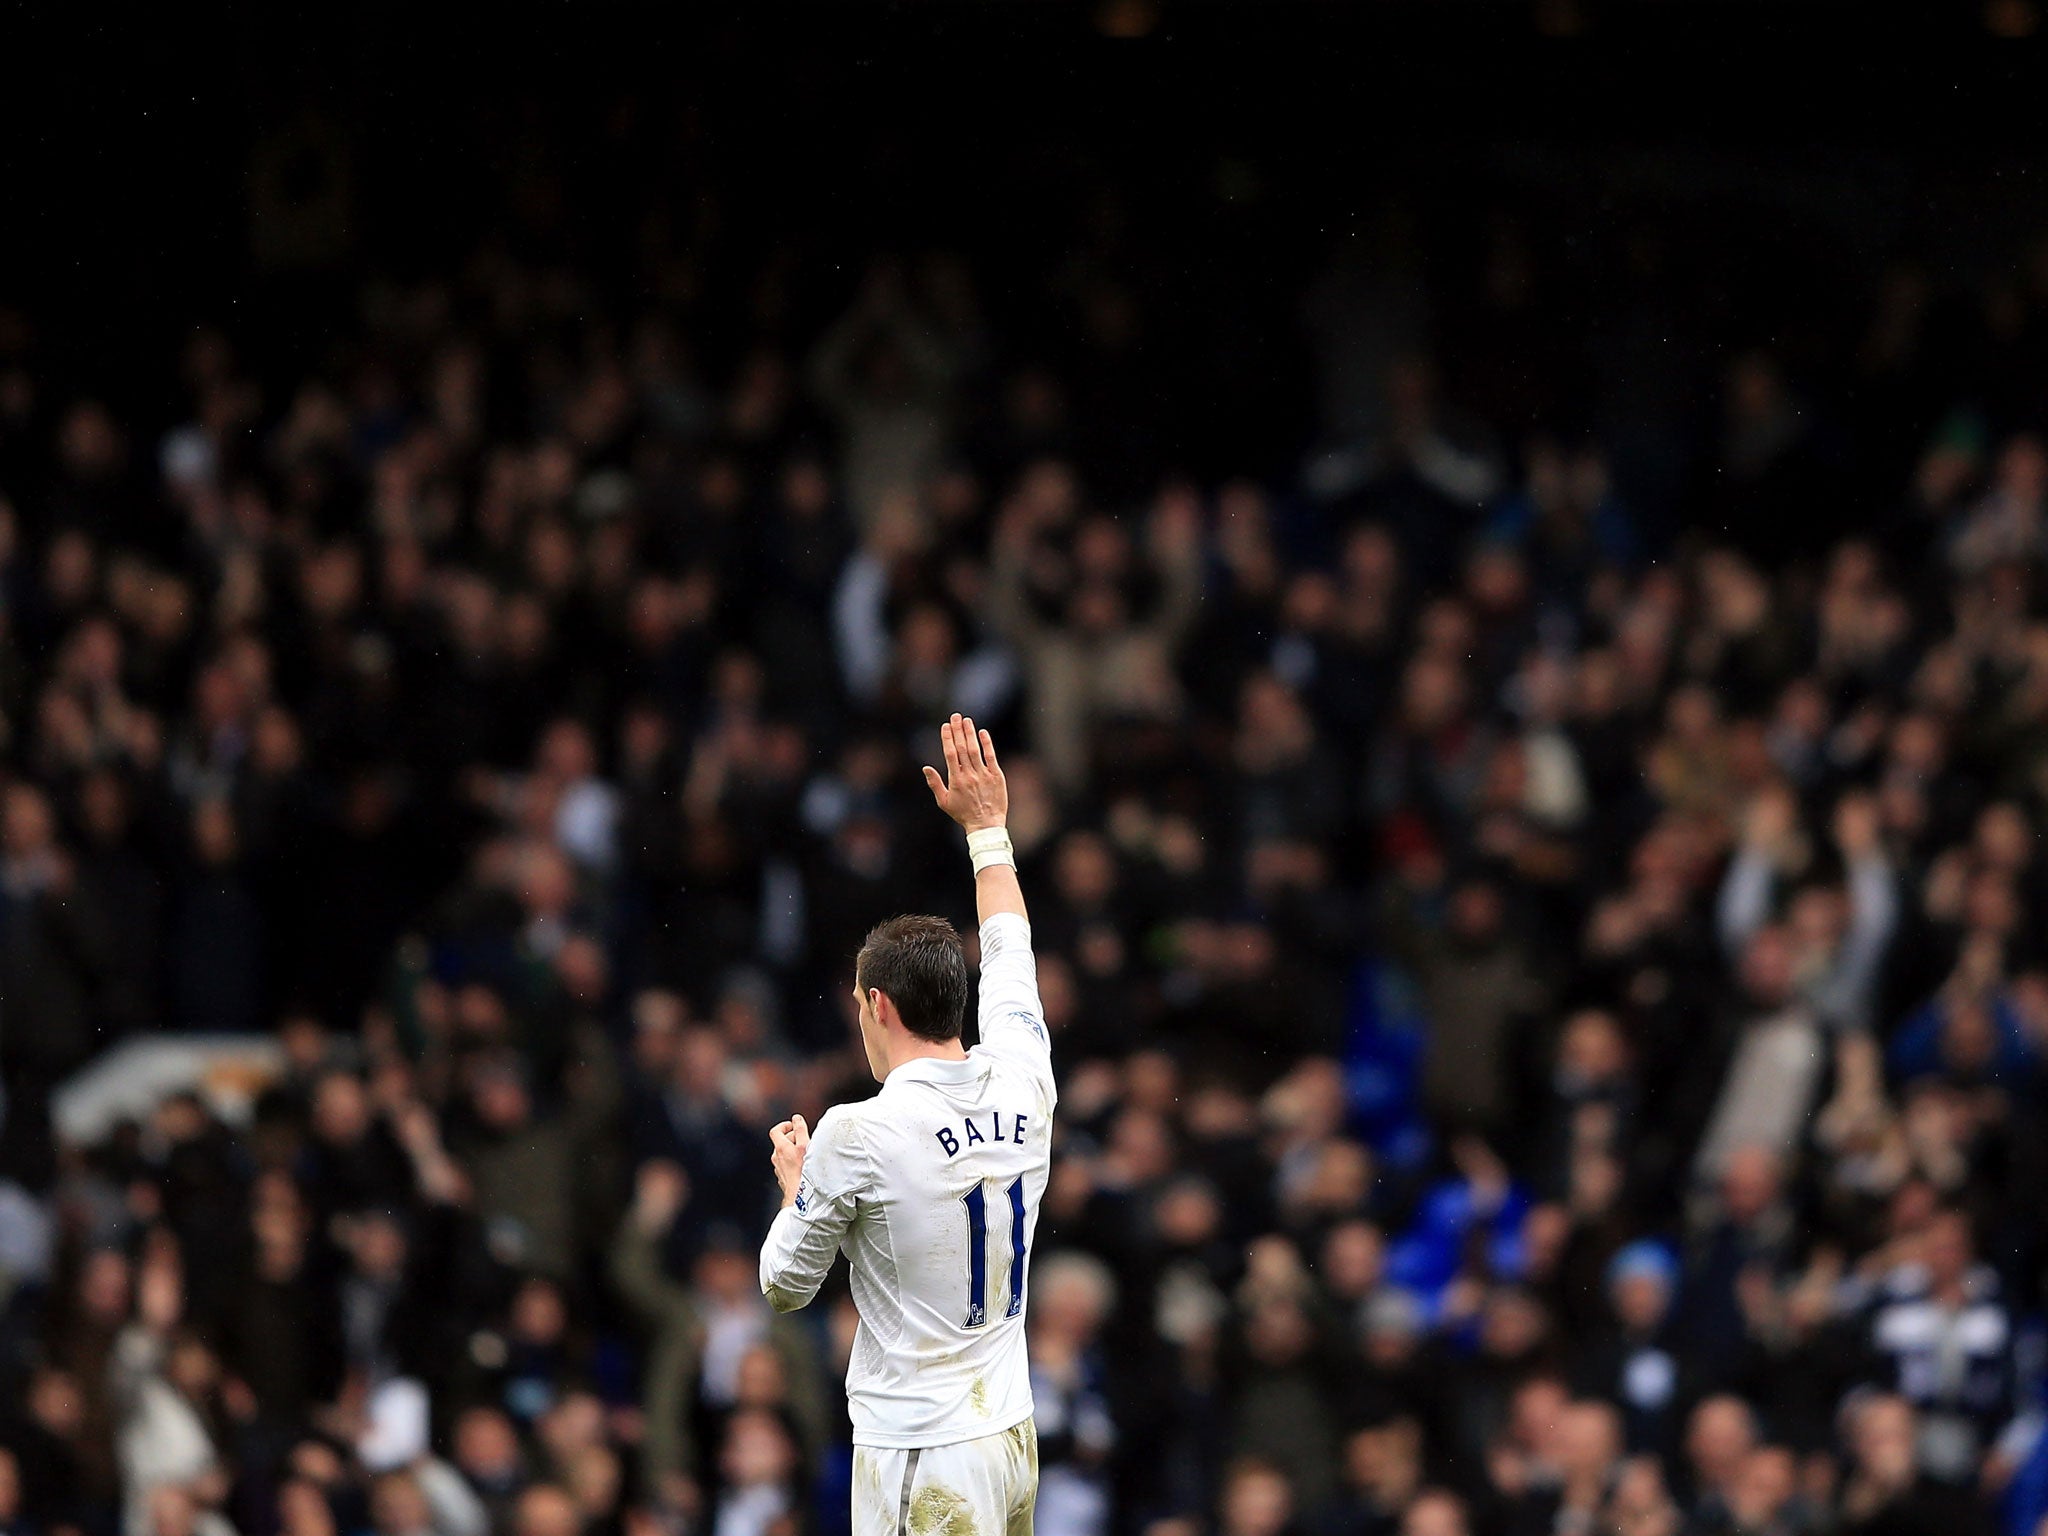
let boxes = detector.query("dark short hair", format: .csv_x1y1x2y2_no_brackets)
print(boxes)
856,915,967,1043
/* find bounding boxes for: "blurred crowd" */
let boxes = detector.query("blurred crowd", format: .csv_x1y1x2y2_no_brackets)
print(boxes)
7,185,2048,1536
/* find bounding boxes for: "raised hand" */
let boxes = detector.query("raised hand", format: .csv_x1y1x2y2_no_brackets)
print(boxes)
632,1158,692,1234
922,713,1007,832
1742,782,1800,853
1832,789,1882,861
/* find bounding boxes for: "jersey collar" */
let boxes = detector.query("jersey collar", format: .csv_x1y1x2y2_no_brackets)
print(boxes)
886,1053,982,1086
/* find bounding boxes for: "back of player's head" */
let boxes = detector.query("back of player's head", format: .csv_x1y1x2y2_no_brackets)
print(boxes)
856,914,967,1042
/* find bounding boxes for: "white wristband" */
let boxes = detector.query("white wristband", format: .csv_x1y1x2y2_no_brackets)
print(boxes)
967,826,1016,874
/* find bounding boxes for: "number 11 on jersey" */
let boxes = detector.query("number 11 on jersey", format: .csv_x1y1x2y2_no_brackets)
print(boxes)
961,1177,1029,1328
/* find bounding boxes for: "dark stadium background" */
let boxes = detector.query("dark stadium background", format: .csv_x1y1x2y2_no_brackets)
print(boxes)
6,15,2048,1536
7,6,2041,461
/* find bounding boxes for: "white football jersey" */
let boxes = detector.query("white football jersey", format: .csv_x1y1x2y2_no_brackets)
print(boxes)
760,912,1056,1449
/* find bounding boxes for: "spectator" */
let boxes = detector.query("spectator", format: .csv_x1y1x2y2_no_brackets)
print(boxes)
610,1163,825,1508
1866,1209,2017,1485
1837,1396,1981,1536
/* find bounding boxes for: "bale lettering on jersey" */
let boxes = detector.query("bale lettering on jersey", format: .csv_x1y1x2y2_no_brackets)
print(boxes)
934,1111,1030,1158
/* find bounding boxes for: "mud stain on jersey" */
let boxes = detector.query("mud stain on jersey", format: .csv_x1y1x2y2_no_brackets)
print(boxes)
969,1377,989,1416
909,1485,976,1536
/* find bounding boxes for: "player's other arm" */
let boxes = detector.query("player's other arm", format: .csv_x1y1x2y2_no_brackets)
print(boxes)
923,715,1049,1071
759,1109,864,1313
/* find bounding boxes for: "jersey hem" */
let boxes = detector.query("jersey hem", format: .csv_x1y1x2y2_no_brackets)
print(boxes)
848,1404,1035,1451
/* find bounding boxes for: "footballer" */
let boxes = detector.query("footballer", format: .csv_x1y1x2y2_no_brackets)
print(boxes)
760,714,1052,1536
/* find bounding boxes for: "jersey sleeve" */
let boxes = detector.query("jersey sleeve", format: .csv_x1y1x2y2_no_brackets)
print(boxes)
974,912,1054,1095
759,1106,868,1313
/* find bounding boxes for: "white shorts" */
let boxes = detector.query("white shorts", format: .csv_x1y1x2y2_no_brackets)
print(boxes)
852,1421,1039,1536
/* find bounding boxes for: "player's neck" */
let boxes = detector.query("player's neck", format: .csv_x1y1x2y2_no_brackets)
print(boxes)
884,1036,969,1076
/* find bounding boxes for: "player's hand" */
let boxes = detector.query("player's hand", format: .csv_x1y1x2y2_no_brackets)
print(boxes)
769,1115,809,1209
922,713,1007,832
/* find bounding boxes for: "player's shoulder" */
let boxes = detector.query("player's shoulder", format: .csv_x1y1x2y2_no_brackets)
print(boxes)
799,1100,882,1197
967,1042,1057,1114
813,1099,876,1139
806,1100,883,1166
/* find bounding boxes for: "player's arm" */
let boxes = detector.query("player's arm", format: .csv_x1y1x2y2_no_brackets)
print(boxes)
759,1109,865,1313
923,715,1050,1078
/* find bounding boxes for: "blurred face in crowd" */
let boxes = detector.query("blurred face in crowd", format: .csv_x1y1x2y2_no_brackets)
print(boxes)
455,1407,523,1483
1055,831,1117,908
1613,1269,1672,1336
1509,1377,1569,1457
1556,1402,1623,1484
149,1486,199,1536
1974,802,2032,871
631,992,685,1074
897,604,958,676
518,847,576,921
473,1067,532,1133
1448,882,1503,947
192,798,239,867
1363,1293,1425,1370
1031,1254,1116,1346
1728,1447,1796,1531
1518,1206,1571,1283
1851,1397,1918,1490
1787,884,1847,965
312,1072,371,1147
1559,1011,1628,1085
1480,1289,1549,1361
1319,1219,1385,1302
536,719,598,784
514,1485,583,1536
1342,1420,1418,1502
539,1392,607,1462
720,1411,796,1490
1106,1107,1176,1186
1221,1463,1294,1536
695,1245,757,1307
2,784,55,860
1246,1298,1315,1366
566,1445,621,1520
166,1333,220,1399
511,1279,567,1345
1720,1147,1781,1225
1298,1139,1374,1219
735,1343,790,1409
278,1480,337,1536
1126,1052,1180,1113
1401,654,1466,732
1688,1396,1758,1492
29,1368,83,1437
1146,1179,1220,1253
77,1249,132,1325
349,1213,408,1283
676,1027,728,1098
1401,1490,1469,1536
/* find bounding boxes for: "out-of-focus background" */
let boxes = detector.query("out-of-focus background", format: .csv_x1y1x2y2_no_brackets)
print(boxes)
3,14,2048,1536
